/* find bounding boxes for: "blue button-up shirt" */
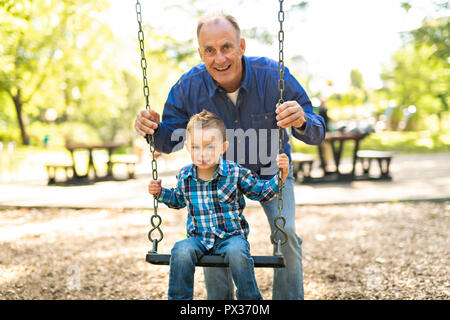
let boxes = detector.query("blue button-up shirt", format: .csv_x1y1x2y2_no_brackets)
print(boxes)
157,157,280,250
153,55,325,178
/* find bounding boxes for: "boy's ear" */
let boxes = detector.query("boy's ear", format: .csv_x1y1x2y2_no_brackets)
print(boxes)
222,140,229,153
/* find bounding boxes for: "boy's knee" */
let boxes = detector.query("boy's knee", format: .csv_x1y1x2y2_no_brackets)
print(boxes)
223,237,251,264
171,240,199,263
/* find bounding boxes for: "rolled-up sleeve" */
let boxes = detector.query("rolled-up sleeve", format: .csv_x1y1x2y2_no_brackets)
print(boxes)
284,67,326,145
290,112,326,145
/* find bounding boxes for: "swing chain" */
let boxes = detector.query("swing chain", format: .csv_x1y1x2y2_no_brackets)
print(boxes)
271,0,288,254
135,0,163,253
277,0,285,105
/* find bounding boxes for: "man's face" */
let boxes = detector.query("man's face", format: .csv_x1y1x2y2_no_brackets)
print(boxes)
197,19,246,93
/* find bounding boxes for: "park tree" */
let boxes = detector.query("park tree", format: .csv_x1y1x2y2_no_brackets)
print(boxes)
380,15,449,131
325,69,368,117
350,69,364,91
0,0,70,144
0,0,130,145
0,0,314,146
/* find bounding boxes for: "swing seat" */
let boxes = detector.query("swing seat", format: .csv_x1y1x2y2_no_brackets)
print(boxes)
146,253,285,268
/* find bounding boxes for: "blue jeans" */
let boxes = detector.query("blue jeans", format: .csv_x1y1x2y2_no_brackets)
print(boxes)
203,169,304,300
168,235,262,300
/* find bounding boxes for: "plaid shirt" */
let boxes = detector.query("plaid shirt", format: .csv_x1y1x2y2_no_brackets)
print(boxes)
157,158,280,250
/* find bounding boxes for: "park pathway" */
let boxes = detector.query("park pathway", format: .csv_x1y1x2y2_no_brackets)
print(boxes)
0,153,449,208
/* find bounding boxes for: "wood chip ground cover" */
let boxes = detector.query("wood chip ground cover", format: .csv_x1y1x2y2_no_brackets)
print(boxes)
0,202,448,299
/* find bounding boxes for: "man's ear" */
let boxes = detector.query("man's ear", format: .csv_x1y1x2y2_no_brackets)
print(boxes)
198,47,204,61
240,38,246,55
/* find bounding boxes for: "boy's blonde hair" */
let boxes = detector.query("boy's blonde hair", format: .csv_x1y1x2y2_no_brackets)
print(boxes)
186,110,226,141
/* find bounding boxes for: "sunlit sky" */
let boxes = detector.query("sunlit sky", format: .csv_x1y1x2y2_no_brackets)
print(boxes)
102,0,444,95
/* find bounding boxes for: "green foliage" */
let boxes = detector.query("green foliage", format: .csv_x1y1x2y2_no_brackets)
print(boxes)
0,91,18,141
0,0,197,146
325,68,369,118
0,0,119,144
242,27,273,45
27,121,102,147
409,16,449,61
361,131,450,153
378,12,449,132
0,126,20,142
380,41,449,130
350,69,364,90
292,1,309,10
323,4,448,136
400,2,412,12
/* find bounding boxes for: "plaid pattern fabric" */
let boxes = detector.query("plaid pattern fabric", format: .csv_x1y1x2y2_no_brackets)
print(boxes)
157,158,280,250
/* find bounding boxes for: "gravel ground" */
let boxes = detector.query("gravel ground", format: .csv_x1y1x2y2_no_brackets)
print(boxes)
0,201,449,300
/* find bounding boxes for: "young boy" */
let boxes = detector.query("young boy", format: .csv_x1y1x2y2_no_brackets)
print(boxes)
148,110,290,300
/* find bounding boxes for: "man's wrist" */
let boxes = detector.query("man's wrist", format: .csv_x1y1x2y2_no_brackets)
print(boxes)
145,126,160,142
295,119,307,131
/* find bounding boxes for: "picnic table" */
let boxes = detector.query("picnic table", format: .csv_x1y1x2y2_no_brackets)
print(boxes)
291,131,394,183
67,142,125,180
291,131,367,183
316,131,369,182
45,142,136,185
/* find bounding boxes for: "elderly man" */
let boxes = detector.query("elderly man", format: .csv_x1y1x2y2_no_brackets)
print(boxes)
135,13,325,300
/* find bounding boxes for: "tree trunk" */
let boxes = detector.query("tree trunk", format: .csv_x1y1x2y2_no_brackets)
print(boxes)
12,89,29,145
437,94,448,132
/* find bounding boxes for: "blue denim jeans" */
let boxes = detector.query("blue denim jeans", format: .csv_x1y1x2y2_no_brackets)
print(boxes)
168,235,262,300
203,169,304,300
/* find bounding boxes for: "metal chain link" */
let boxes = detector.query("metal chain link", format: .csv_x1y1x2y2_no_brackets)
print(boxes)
271,0,288,255
136,0,163,253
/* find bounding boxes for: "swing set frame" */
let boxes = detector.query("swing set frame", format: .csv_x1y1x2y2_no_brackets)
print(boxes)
135,0,288,269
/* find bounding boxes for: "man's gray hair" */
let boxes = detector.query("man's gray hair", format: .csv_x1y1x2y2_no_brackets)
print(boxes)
197,12,241,40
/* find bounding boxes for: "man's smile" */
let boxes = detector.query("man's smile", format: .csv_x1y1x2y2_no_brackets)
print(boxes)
214,65,231,72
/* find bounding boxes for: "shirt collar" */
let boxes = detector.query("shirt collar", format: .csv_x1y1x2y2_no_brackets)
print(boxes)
205,55,251,98
216,156,229,177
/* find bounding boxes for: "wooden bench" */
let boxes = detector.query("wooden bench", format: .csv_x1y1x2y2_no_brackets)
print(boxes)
45,164,75,185
291,153,315,182
356,150,394,180
110,157,137,179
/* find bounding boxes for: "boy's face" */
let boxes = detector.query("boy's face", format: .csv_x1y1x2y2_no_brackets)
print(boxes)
185,127,228,171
